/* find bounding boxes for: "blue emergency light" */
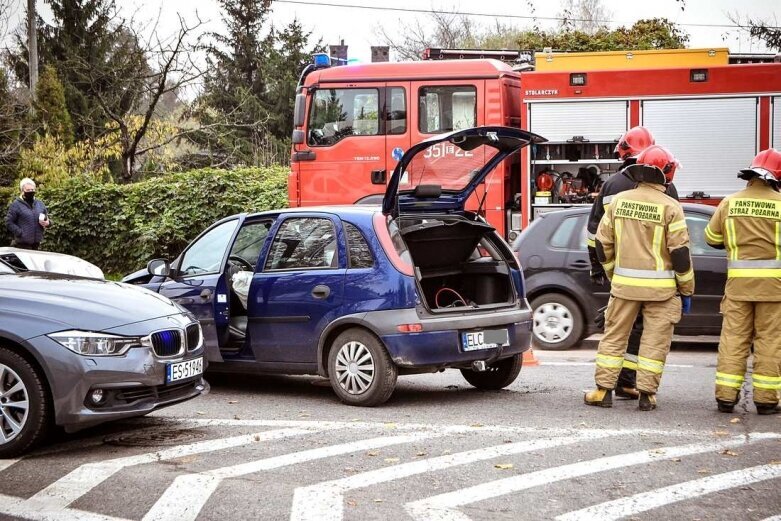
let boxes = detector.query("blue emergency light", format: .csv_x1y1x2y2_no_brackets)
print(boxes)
313,53,331,67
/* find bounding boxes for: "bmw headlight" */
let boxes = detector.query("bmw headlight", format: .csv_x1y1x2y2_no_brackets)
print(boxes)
48,330,140,356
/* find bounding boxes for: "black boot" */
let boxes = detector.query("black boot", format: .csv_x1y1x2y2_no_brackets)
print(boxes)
639,392,657,411
717,400,736,413
755,402,780,415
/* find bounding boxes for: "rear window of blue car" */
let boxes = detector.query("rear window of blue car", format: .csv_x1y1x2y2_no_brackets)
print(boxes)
344,222,374,269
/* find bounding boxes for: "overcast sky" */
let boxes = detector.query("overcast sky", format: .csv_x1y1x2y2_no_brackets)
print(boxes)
3,0,778,62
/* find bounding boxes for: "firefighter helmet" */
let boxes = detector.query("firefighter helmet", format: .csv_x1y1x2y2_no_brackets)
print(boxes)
626,145,679,184
614,126,655,160
739,148,781,185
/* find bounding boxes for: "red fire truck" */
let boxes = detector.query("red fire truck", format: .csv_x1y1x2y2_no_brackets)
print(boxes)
289,54,781,240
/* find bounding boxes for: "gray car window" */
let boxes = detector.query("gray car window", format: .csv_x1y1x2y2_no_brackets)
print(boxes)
265,218,338,270
686,213,727,257
550,216,580,249
180,220,239,276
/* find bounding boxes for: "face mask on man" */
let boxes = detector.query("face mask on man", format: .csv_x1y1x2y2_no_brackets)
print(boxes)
23,191,35,204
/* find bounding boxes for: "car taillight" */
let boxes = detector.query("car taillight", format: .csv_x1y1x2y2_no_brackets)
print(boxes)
373,213,415,276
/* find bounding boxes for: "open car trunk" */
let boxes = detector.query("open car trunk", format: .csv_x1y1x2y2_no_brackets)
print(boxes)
394,215,516,313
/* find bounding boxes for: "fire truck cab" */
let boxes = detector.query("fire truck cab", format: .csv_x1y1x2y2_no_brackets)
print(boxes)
290,57,522,237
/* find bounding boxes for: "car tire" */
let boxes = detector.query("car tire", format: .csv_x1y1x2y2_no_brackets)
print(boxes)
0,348,50,458
460,354,522,390
530,294,584,351
328,328,397,407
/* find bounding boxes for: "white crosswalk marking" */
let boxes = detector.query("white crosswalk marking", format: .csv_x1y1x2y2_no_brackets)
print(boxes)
0,492,129,521
404,432,781,521
142,430,448,521
27,427,317,511
0,458,18,472
290,430,614,521
0,417,778,521
557,463,781,521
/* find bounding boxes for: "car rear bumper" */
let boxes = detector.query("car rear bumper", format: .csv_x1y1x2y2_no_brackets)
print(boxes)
365,304,533,368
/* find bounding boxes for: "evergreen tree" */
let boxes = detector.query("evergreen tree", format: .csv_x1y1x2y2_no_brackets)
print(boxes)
194,1,322,166
34,65,74,146
264,20,324,141
7,0,146,141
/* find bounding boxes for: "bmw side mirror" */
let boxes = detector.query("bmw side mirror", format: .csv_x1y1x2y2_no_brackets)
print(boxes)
147,259,171,278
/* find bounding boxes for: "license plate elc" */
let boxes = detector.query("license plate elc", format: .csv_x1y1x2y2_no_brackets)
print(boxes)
461,329,510,352
166,357,204,384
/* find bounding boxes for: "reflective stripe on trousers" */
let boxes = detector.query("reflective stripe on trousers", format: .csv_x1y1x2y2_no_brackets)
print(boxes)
596,354,623,369
623,353,638,370
752,374,781,390
715,372,745,389
637,356,664,375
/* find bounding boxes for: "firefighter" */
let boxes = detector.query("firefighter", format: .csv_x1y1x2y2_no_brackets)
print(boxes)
704,148,781,415
586,145,694,411
586,127,680,400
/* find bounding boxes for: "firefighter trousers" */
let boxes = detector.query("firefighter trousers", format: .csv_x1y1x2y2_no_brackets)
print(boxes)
595,295,682,394
715,297,781,405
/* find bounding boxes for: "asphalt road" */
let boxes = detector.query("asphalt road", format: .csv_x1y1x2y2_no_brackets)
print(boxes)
1,343,779,521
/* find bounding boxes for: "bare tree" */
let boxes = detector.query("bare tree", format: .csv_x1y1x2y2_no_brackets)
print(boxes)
82,14,206,181
375,11,478,61
558,0,611,34
727,12,781,52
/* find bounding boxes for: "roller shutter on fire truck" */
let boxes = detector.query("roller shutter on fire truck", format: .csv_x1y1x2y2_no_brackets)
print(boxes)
642,98,757,197
528,101,627,141
773,97,781,149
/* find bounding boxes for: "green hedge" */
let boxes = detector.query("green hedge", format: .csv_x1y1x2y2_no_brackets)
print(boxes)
0,167,289,275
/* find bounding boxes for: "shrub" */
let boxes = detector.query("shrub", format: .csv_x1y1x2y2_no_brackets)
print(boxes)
0,167,289,275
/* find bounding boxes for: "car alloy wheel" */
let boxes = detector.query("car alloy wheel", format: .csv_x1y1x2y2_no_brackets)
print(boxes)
328,328,397,407
530,294,585,351
533,302,574,343
334,341,375,395
0,362,30,443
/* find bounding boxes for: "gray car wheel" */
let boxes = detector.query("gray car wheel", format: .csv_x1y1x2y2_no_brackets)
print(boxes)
328,329,397,407
0,348,50,458
530,294,585,350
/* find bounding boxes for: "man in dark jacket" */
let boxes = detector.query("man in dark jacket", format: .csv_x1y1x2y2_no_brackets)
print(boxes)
586,127,679,399
6,178,50,250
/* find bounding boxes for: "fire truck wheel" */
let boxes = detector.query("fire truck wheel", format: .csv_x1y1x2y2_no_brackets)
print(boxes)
530,294,584,351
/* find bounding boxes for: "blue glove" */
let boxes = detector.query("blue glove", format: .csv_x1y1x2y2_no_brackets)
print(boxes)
681,295,692,314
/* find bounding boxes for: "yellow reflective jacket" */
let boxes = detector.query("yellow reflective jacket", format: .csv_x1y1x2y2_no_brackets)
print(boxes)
704,178,781,301
596,182,695,301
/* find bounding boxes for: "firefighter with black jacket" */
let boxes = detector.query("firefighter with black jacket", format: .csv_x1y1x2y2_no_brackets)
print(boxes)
586,127,679,400
705,148,781,415
586,145,694,411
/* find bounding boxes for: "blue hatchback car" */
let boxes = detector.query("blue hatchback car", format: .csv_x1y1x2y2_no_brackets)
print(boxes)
124,127,545,405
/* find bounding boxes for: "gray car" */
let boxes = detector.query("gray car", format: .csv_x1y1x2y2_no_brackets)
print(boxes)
0,260,208,457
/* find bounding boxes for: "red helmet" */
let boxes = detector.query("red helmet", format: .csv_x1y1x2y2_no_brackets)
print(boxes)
739,148,781,185
634,145,679,183
614,126,655,160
